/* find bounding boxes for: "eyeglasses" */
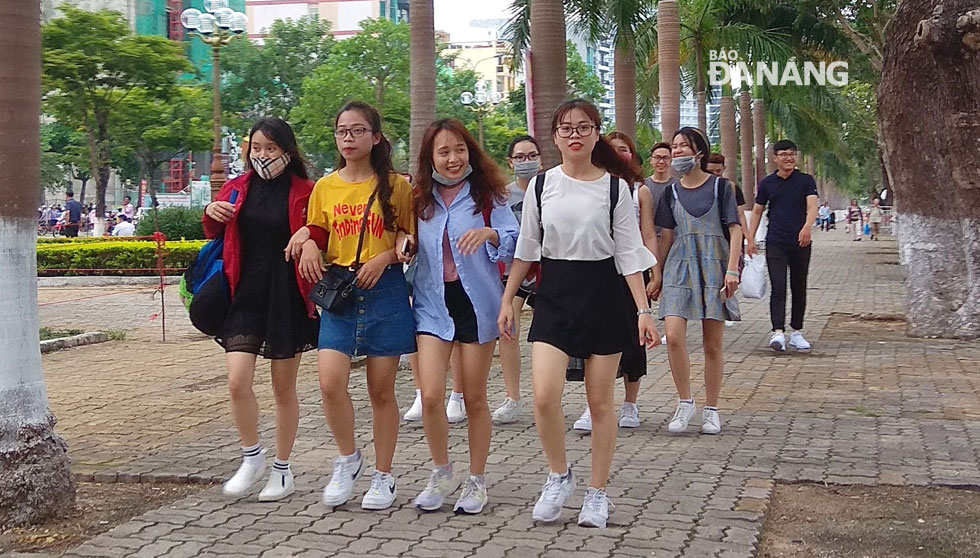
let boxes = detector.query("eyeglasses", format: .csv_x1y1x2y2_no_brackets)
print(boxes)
651,155,670,162
509,152,540,163
333,127,372,139
775,151,797,158
555,125,597,138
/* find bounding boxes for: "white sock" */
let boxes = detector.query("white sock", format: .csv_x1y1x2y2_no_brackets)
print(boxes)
242,443,263,465
415,388,421,397
449,391,464,402
340,449,361,463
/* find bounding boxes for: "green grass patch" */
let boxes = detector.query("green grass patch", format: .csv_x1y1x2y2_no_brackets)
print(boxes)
39,327,85,341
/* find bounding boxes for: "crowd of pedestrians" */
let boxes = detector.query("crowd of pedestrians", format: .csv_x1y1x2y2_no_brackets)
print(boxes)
198,97,835,529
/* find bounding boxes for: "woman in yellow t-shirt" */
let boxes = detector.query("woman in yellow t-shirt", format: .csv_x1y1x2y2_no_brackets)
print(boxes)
285,101,415,511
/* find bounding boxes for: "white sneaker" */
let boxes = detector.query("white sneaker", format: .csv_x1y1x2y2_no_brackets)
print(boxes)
578,487,615,528
321,452,365,507
415,465,461,511
532,469,576,523
447,397,466,424
573,407,593,432
789,331,811,352
618,402,640,428
725,320,736,327
769,331,787,352
492,398,522,424
258,467,294,502
667,401,696,433
403,391,423,422
453,475,489,515
222,453,267,497
701,408,722,435
361,471,397,510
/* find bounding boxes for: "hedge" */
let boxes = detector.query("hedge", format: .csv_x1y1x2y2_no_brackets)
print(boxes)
37,240,208,276
38,236,136,244
135,207,206,240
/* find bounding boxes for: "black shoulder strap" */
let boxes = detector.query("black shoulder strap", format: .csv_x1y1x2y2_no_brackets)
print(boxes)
534,173,546,242
716,176,731,241
609,174,619,238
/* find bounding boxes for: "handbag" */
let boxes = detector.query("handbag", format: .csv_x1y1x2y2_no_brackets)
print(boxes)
310,190,376,313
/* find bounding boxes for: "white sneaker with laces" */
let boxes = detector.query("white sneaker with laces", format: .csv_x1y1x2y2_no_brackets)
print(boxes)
446,397,466,424
531,469,576,523
789,331,811,352
619,402,640,428
769,331,787,352
258,468,294,502
578,487,615,528
403,391,423,422
222,452,267,497
573,407,593,432
701,408,722,435
453,475,488,515
361,471,397,510
667,401,696,433
492,398,522,424
414,465,461,511
321,452,365,507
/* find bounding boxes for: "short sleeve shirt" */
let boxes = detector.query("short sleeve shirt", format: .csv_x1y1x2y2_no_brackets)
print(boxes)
654,176,740,230
754,170,818,247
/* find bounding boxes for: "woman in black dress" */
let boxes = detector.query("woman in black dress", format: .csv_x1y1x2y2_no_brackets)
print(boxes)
202,117,319,502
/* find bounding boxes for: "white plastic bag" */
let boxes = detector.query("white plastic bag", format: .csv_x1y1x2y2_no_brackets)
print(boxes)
741,254,767,299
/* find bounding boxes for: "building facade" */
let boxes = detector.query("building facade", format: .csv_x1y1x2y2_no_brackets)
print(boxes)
245,0,408,40
444,40,518,95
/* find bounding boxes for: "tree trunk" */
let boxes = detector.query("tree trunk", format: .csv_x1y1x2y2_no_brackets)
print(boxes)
739,90,755,205
879,0,980,339
658,0,680,140
0,0,76,526
752,88,767,183
614,42,637,139
77,175,88,206
696,48,706,132
719,89,737,185
409,0,436,175
530,0,566,168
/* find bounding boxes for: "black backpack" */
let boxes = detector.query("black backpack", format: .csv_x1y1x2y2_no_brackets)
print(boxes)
666,175,735,241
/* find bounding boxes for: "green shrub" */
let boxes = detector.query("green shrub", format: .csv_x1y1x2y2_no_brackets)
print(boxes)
135,207,206,240
37,240,208,276
37,237,120,244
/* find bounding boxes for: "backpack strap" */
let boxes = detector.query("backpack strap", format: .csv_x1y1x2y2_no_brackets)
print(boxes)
716,176,732,242
534,173,546,242
609,174,619,238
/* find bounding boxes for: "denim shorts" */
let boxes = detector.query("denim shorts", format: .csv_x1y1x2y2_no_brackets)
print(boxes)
318,266,417,357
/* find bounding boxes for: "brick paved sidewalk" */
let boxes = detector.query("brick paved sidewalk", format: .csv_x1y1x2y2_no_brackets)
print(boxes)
39,231,980,558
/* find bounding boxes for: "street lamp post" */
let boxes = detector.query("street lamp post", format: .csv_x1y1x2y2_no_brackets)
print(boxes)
459,85,502,147
180,0,247,200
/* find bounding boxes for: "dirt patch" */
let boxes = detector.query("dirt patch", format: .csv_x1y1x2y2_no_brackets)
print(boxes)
821,312,908,342
0,481,212,556
761,483,980,558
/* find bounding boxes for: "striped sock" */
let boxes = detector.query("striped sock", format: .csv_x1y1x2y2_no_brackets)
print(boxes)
705,406,718,411
242,443,263,464
681,399,694,405
273,459,290,472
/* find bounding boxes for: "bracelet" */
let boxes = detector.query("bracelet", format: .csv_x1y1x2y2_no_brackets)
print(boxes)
637,308,655,316
725,270,739,277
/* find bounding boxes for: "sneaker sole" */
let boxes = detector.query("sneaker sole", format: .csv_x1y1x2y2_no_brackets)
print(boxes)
403,415,422,422
700,428,721,435
321,460,365,507
577,517,607,528
447,417,467,424
258,485,295,502
619,421,640,429
769,341,786,352
790,345,811,352
453,500,488,515
361,489,397,510
572,424,592,432
415,481,463,512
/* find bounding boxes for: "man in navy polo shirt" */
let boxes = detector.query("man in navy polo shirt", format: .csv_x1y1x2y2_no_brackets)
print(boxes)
748,140,818,352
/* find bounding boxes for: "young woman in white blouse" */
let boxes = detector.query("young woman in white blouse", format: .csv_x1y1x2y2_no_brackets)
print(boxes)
498,99,660,529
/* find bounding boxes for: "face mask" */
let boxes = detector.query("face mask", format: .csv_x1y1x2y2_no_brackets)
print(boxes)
671,155,698,175
513,160,541,180
432,164,473,186
251,152,291,180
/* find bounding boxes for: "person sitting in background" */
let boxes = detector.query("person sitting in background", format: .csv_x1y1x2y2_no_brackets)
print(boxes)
111,214,136,237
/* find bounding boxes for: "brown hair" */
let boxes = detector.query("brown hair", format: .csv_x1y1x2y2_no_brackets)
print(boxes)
606,131,644,185
650,142,671,155
708,153,726,165
552,99,641,184
334,101,396,231
413,119,509,221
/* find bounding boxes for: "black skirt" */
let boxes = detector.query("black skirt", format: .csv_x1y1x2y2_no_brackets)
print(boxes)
528,258,631,360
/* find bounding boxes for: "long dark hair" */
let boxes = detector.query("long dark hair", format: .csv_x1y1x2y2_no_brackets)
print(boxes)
413,119,509,221
672,126,711,172
551,99,640,184
247,117,309,179
335,101,397,231
606,131,644,184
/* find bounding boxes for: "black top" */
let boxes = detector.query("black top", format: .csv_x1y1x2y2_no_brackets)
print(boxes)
755,169,818,247
654,175,740,230
65,200,83,223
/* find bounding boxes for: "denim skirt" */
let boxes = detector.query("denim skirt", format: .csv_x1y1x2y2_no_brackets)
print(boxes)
318,266,417,358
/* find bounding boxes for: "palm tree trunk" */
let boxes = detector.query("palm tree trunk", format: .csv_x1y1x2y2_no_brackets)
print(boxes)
696,49,706,132
0,0,76,526
657,0,680,140
614,42,637,139
529,0,566,168
739,90,755,205
719,86,737,185
409,0,436,175
879,0,980,339
752,86,766,183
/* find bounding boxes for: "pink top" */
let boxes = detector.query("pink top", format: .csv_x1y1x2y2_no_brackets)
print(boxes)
439,184,464,282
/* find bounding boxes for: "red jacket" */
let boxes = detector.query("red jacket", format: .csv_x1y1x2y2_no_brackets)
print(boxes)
202,171,317,318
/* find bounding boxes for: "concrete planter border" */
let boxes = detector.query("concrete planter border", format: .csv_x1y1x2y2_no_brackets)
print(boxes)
40,332,110,354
